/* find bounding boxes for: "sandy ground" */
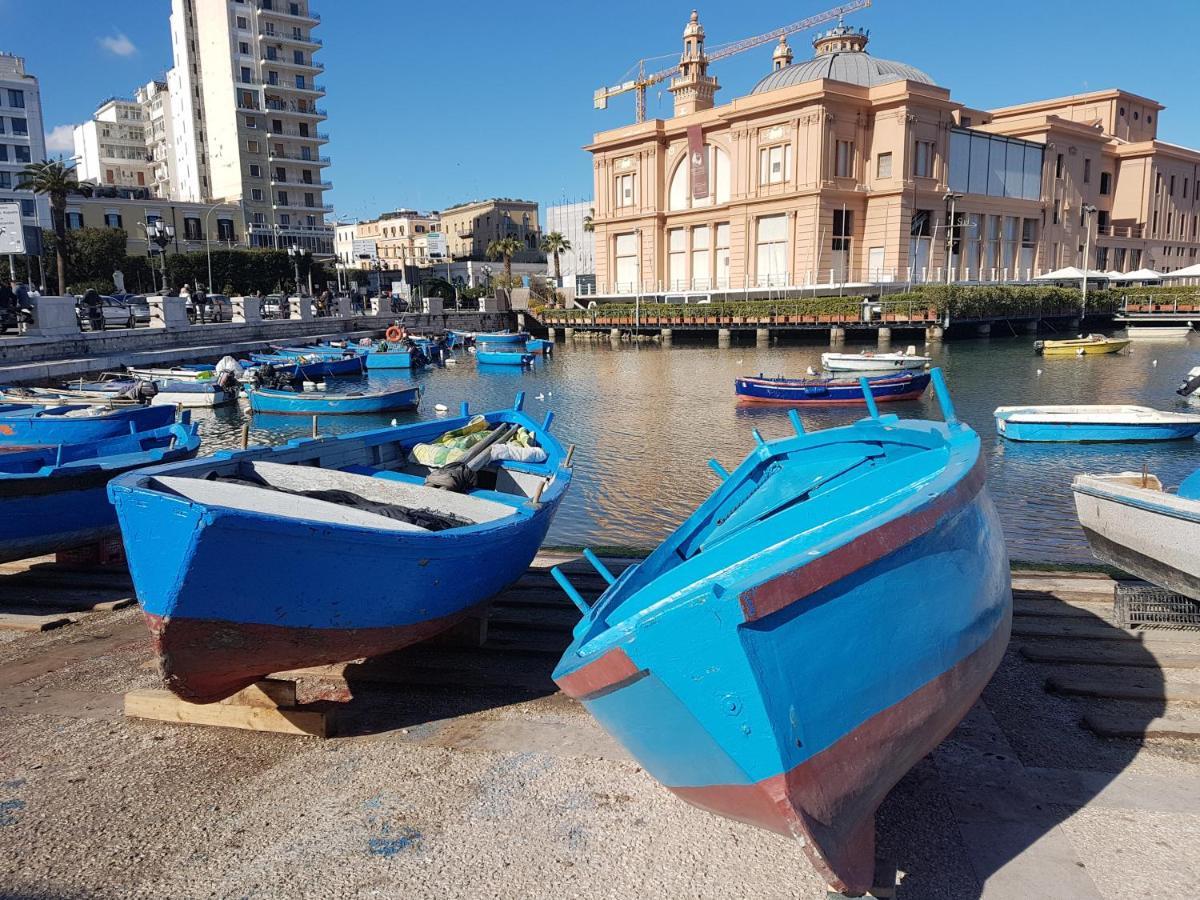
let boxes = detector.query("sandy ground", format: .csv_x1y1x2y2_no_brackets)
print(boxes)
1,581,1199,899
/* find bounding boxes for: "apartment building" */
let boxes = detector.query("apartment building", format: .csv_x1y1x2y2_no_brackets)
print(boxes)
0,53,50,240
439,198,541,261
135,81,178,199
166,0,333,254
64,188,247,258
72,98,155,190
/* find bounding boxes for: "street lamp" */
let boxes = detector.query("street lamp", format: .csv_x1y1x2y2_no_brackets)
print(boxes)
204,202,238,295
288,244,311,296
144,221,176,293
1081,203,1097,319
943,193,964,284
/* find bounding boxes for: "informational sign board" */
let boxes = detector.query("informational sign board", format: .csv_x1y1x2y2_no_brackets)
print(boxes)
688,125,709,201
426,231,447,259
0,203,26,255
352,238,377,260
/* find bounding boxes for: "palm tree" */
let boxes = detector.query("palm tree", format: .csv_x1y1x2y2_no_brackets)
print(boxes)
582,207,595,233
17,160,92,294
486,235,524,289
540,231,572,286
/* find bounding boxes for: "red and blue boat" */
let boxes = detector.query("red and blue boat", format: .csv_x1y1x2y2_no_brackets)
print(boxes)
551,370,1011,894
735,371,929,405
108,395,572,703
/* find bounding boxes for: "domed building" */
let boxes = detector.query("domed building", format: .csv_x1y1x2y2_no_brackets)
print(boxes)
586,12,1196,299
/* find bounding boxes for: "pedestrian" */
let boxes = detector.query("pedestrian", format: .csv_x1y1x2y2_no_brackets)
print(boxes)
82,288,104,332
194,283,208,324
318,289,332,317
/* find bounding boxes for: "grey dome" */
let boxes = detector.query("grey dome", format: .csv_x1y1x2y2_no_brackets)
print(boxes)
751,51,936,94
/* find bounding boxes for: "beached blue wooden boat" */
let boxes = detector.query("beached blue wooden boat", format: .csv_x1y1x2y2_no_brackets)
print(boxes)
0,403,176,447
108,395,573,703
994,405,1200,442
477,348,534,367
735,371,930,405
247,384,421,415
0,417,200,564
551,370,1011,894
247,353,365,381
525,338,554,355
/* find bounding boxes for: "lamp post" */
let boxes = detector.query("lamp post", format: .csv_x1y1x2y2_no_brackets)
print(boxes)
288,244,310,297
943,192,964,284
204,202,237,295
144,221,176,293
1081,203,1097,319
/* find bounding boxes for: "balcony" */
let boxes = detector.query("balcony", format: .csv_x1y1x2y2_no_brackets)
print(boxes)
273,198,335,213
258,29,322,48
261,52,324,73
269,81,326,97
264,98,326,118
1098,224,1146,239
267,149,331,165
258,3,320,24
266,126,330,143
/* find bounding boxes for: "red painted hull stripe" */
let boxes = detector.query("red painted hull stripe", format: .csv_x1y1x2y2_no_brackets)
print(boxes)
740,454,987,622
555,647,639,700
736,390,924,406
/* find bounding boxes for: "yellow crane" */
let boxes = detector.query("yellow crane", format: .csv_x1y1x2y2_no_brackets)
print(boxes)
594,0,872,124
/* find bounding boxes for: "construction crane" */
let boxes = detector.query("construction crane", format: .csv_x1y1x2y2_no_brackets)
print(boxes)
594,0,872,124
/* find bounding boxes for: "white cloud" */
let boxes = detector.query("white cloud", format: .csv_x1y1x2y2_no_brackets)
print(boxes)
45,124,75,154
99,32,137,57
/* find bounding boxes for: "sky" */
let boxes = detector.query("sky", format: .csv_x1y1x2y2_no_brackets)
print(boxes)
4,0,1200,222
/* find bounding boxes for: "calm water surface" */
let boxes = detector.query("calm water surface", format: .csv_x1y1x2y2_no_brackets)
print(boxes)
194,333,1200,564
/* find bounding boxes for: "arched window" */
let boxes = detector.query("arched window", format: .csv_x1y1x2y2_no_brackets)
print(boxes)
668,144,731,211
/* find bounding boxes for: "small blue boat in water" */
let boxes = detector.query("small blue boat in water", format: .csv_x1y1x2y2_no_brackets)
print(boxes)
247,384,421,415
994,405,1200,442
0,403,176,447
477,348,534,367
455,330,529,345
109,395,573,703
551,370,1011,895
247,353,365,381
0,416,201,564
525,338,553,355
735,371,930,405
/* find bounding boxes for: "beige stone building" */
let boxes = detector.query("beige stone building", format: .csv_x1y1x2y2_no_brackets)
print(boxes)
439,198,542,261
587,13,1200,297
64,191,248,258
353,210,441,270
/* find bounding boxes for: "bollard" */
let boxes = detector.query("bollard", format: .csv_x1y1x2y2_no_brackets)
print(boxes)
877,326,892,344
718,328,731,348
829,325,846,345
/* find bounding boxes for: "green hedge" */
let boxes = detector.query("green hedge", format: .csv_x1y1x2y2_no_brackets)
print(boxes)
549,297,869,322
881,285,1118,317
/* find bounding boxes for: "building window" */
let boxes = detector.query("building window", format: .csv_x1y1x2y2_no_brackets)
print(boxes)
0,145,6,161
217,219,235,242
184,217,203,240
295,75,306,89
1099,172,1112,195
239,41,250,54
1156,172,1163,194
279,214,290,226
1171,174,1177,196
759,144,790,185
835,140,854,178
692,225,711,288
247,139,259,153
14,145,30,163
1056,153,1064,179
755,214,787,286
66,212,83,231
277,191,289,205
274,166,286,181
240,66,252,83
236,15,248,27
249,164,261,177
1083,159,1091,184
668,228,687,289
613,232,639,291
913,141,934,178
251,188,264,201
615,172,635,208
0,172,10,189
304,192,315,207
832,209,853,280
1153,210,1159,235
19,199,35,218
876,152,893,179
6,90,23,108
10,117,26,136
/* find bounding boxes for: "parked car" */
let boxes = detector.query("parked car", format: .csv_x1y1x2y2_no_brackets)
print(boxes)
76,295,143,330
185,293,232,324
261,294,289,319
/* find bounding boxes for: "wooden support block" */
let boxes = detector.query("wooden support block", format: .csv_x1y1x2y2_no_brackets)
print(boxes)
0,613,73,633
219,678,297,708
1046,674,1200,703
1020,644,1200,669
124,687,328,737
55,538,127,569
91,597,137,612
1083,713,1200,739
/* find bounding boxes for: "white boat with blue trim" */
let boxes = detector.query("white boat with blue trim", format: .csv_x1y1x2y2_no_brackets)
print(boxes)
994,405,1200,442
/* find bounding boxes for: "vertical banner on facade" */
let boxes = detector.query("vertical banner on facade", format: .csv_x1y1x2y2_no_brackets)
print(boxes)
688,125,709,200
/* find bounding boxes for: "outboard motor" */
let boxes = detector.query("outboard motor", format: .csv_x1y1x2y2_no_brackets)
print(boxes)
116,380,159,404
1177,366,1200,398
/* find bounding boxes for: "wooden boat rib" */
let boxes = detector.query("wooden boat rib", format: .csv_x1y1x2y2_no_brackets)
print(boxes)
108,395,572,704
551,370,1011,894
994,405,1200,442
1073,470,1200,600
1034,334,1130,356
0,417,201,564
735,372,930,405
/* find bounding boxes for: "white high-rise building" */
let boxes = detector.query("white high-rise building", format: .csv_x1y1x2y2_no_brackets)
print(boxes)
72,98,155,190
543,200,596,292
166,0,333,254
135,80,178,200
0,53,50,238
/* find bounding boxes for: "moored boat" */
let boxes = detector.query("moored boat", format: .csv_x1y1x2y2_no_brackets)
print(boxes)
477,348,534,367
469,330,530,345
108,396,572,703
1034,334,1130,356
0,416,200,564
247,353,365,381
1177,366,1200,403
1125,325,1193,339
525,338,554,355
550,370,1011,894
1072,469,1200,600
69,374,237,409
247,384,421,415
0,403,176,447
735,371,930,405
994,405,1200,442
821,346,930,372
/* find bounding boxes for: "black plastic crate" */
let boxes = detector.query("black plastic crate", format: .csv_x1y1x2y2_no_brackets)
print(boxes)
1114,583,1200,630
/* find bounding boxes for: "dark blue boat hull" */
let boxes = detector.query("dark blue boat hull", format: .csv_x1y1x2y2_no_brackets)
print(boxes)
735,372,930,405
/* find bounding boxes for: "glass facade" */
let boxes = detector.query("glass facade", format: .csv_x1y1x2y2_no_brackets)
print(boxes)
948,128,1043,201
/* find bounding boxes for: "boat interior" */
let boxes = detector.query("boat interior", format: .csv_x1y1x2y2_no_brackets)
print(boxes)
0,426,188,475
1087,470,1200,500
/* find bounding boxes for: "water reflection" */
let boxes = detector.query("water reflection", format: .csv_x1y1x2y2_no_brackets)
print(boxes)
186,333,1200,564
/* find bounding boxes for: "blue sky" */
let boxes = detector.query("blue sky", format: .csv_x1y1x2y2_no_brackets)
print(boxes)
4,0,1199,221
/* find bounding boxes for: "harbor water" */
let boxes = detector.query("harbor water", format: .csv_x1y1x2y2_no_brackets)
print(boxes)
195,333,1200,565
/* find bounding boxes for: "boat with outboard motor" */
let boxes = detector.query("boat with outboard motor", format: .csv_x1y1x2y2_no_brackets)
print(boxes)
1073,468,1200,601
994,405,1200,442
550,370,1011,895
821,345,930,373
108,394,572,703
0,415,200,564
1034,334,1130,356
477,348,534,367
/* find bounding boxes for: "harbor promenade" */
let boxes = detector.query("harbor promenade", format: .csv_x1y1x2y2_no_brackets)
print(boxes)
0,551,1197,898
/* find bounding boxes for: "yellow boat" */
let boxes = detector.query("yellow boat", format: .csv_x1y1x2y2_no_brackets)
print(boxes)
1035,334,1131,356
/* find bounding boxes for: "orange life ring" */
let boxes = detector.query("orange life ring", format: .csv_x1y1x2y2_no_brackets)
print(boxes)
385,326,403,342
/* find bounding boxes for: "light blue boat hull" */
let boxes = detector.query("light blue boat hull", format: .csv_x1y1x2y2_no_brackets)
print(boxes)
365,350,414,369
247,385,421,415
996,419,1200,442
477,350,533,366
0,404,175,446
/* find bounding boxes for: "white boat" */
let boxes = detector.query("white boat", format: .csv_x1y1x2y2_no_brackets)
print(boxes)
1178,366,1200,403
1125,325,1193,339
821,345,930,373
126,366,215,382
994,405,1200,442
1072,470,1200,600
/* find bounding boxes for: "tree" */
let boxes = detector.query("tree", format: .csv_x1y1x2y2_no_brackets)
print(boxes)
16,160,92,294
540,231,572,287
582,208,595,233
486,236,524,290
66,227,128,292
